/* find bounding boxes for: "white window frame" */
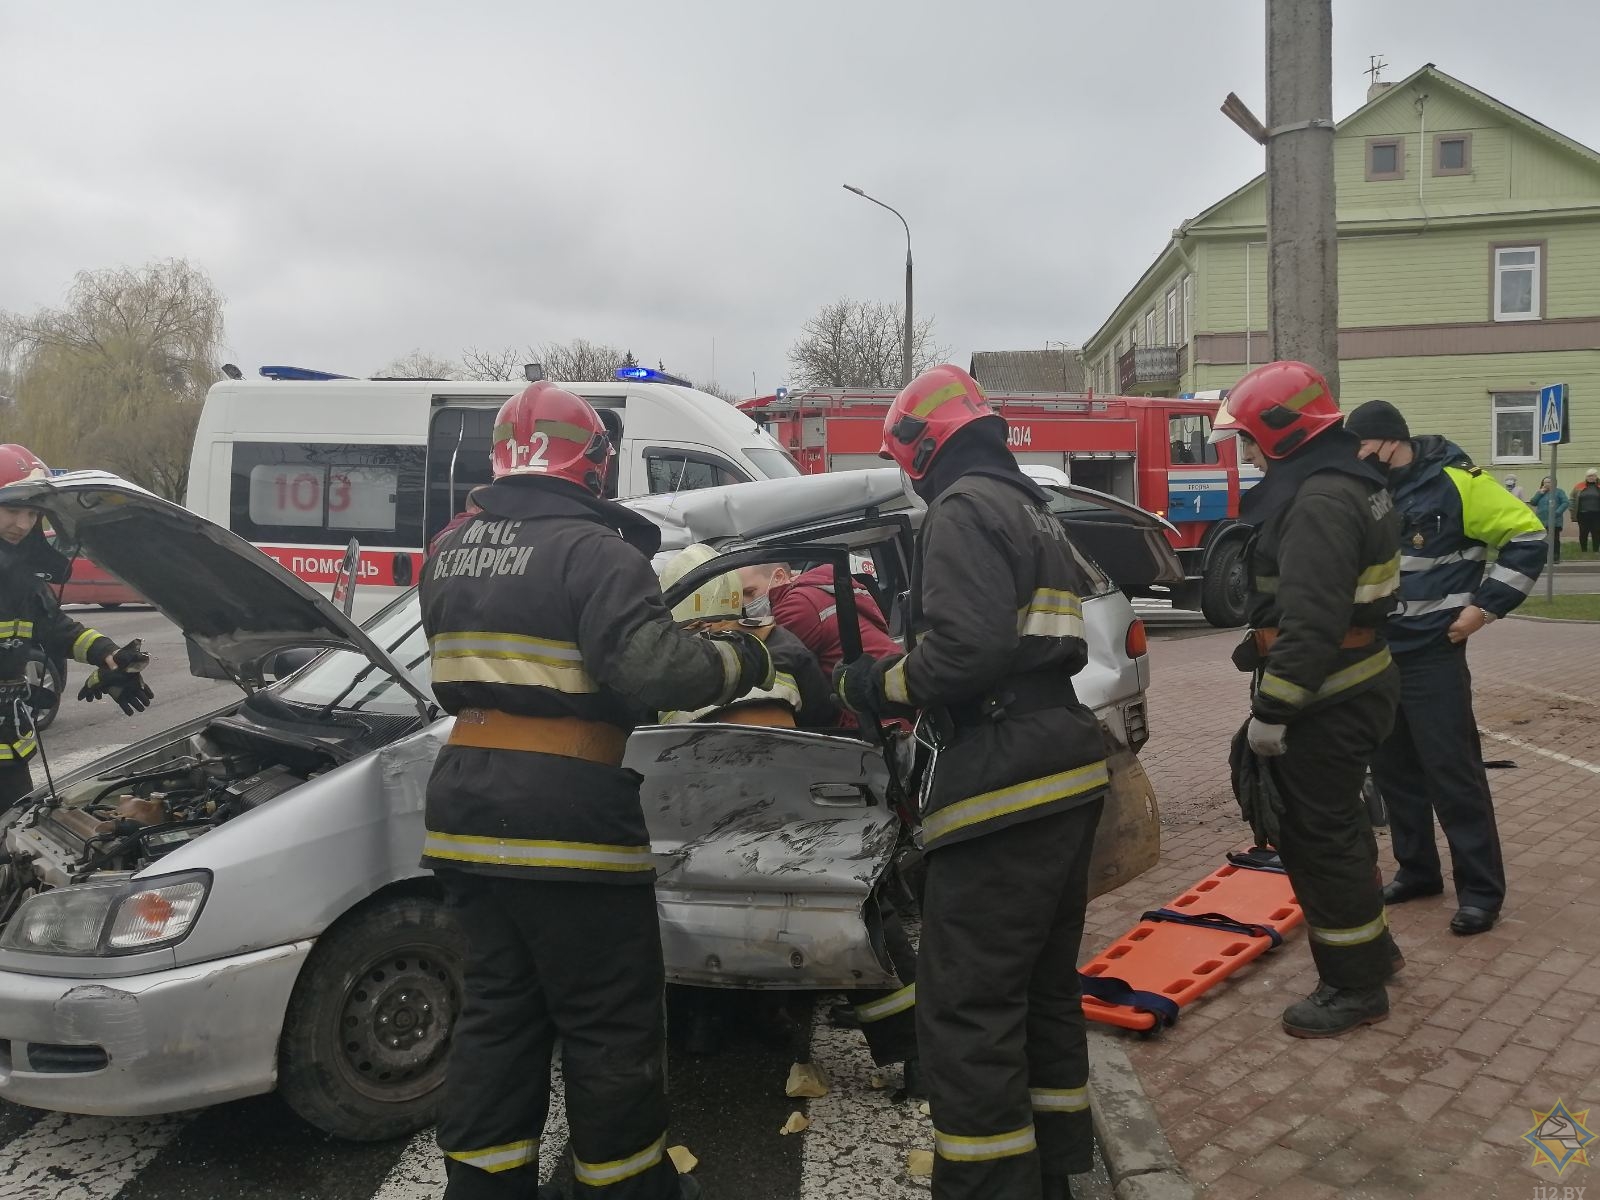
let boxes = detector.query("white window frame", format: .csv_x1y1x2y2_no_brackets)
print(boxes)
1183,274,1194,337
1493,245,1542,322
1144,308,1157,346
1490,391,1540,465
1165,287,1181,346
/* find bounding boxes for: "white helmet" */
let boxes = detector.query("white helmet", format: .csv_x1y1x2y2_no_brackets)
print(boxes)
659,543,745,625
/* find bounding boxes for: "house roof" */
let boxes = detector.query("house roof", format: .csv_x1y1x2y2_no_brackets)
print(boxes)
1083,63,1600,351
969,348,1085,393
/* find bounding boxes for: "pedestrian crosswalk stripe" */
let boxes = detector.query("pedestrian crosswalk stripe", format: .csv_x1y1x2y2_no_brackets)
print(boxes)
0,1111,191,1200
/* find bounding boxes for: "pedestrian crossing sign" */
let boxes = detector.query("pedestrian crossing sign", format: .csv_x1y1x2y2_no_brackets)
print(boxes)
1539,383,1568,445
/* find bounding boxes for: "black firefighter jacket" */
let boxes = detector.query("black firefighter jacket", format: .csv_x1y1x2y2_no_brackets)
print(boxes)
879,472,1108,851
1240,433,1403,726
419,479,759,883
0,532,115,762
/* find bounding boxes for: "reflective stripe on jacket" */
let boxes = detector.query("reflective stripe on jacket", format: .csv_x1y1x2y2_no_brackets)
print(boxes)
1386,437,1548,653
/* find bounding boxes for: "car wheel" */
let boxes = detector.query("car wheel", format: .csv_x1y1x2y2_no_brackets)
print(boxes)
1199,539,1249,628
278,893,464,1141
97,602,124,610
24,657,64,734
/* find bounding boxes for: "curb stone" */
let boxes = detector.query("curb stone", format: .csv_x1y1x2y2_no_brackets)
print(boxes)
1088,1029,1197,1200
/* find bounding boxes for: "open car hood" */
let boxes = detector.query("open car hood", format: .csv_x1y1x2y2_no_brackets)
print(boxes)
0,472,433,709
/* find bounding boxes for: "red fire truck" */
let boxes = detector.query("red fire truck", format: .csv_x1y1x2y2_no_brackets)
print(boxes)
738,388,1260,627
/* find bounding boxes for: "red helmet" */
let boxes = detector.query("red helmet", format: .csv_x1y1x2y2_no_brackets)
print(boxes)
490,383,613,495
879,364,1002,479
0,444,49,491
1208,360,1343,460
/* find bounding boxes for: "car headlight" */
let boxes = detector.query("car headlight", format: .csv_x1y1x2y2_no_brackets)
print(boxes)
1,871,211,956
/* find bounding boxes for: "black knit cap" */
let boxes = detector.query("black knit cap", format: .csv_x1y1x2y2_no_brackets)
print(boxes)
1344,399,1411,442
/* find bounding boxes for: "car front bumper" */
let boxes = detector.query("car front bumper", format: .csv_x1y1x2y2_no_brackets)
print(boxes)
0,940,312,1116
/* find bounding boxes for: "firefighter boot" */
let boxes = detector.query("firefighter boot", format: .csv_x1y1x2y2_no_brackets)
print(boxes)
1281,982,1389,1038
1042,1175,1076,1200
894,1057,925,1102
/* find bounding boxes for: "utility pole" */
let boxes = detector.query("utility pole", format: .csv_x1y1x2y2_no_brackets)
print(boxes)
1264,0,1340,394
844,185,915,386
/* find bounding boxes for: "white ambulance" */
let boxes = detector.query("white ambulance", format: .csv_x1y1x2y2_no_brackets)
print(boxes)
184,366,799,587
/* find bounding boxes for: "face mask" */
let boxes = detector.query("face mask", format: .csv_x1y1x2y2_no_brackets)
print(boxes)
744,594,772,620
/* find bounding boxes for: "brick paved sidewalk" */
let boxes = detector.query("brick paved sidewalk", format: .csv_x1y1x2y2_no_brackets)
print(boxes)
1085,617,1600,1199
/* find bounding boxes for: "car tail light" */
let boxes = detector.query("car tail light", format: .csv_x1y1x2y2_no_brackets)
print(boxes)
1125,618,1148,659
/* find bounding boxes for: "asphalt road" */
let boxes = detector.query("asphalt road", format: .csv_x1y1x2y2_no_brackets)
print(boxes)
1,600,1115,1200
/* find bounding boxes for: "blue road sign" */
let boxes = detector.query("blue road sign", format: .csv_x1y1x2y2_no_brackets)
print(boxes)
1539,383,1567,445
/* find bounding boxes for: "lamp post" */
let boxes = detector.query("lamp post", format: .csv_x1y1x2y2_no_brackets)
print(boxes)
843,184,914,387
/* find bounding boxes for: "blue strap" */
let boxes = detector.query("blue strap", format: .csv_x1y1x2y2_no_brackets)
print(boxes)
1078,972,1181,1029
1141,907,1284,948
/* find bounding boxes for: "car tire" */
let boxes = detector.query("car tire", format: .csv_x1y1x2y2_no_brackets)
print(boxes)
24,657,64,734
1199,539,1249,628
277,893,464,1142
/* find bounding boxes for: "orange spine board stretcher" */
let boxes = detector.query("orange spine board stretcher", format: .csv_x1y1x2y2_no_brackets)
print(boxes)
1081,854,1305,1033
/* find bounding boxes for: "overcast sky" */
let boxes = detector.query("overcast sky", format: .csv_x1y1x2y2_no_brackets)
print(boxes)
5,1,1598,397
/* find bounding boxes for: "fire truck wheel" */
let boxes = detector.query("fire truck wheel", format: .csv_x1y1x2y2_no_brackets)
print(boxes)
1199,539,1249,628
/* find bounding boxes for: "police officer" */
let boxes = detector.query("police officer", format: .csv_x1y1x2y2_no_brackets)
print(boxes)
1345,400,1548,936
421,384,775,1200
0,444,152,810
1209,362,1403,1038
834,364,1107,1200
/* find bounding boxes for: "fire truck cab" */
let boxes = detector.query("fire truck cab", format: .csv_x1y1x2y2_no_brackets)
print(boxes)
739,388,1259,627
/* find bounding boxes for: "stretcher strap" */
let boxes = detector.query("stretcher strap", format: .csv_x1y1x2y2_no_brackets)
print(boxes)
1140,907,1284,948
1078,972,1181,1028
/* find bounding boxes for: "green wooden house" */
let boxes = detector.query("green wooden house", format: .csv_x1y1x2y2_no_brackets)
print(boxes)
1081,64,1600,499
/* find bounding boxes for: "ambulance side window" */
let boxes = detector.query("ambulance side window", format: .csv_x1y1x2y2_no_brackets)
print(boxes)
229,442,426,549
643,449,749,495
1168,415,1219,466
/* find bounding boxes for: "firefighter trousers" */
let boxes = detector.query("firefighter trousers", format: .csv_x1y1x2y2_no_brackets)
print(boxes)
851,879,919,1066
436,871,678,1200
918,799,1104,1199
1371,638,1506,912
1270,679,1400,990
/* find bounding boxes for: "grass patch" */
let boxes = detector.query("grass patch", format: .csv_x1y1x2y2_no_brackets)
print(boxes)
1516,595,1600,621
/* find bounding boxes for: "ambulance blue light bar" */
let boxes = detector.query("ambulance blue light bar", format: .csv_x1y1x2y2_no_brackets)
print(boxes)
259,365,354,381
615,366,695,388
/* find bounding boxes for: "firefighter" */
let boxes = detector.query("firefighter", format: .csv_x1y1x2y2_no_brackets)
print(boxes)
0,444,152,811
833,364,1107,1200
659,545,834,728
1208,362,1403,1037
420,383,775,1200
1344,400,1548,936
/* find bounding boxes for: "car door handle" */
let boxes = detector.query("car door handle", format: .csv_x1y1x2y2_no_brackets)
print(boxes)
810,782,870,808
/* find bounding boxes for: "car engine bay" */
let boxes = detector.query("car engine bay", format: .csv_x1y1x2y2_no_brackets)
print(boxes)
0,690,423,933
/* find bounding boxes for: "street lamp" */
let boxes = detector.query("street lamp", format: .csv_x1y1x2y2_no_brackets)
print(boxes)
843,184,914,387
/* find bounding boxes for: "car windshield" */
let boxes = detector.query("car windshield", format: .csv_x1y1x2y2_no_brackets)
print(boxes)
743,448,802,479
277,594,430,714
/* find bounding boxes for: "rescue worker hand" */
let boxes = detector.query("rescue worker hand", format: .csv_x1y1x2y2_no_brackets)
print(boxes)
1247,717,1288,757
108,639,151,673
703,629,775,696
77,669,154,716
832,655,884,721
1446,605,1489,644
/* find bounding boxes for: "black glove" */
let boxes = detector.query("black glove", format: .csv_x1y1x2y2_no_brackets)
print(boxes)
111,639,151,672
78,669,155,716
832,655,884,721
703,630,775,697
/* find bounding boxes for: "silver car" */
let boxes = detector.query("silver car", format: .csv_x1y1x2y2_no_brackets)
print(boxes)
0,468,1180,1140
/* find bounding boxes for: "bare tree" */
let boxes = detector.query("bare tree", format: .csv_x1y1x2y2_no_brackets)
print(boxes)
460,346,526,381
79,403,203,500
691,379,742,404
1,259,224,490
534,339,629,383
376,349,461,379
786,298,947,389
